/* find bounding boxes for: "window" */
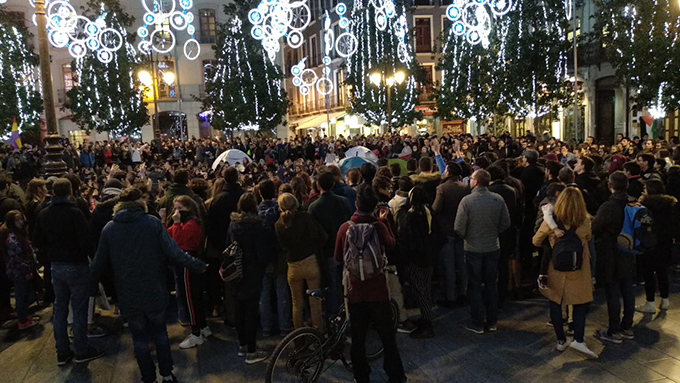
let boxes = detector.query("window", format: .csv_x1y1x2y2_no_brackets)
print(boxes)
199,9,216,44
310,35,318,67
413,0,434,5
415,17,432,53
418,64,434,103
157,60,176,99
62,64,77,92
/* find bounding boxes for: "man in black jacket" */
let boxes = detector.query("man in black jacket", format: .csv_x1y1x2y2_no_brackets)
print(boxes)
575,156,603,205
518,150,545,279
33,179,103,366
593,171,636,344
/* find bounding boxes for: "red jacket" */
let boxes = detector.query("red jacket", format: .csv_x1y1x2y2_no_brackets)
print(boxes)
167,219,202,252
334,212,395,304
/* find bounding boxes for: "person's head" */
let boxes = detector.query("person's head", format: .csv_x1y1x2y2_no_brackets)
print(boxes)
209,178,226,200
223,167,239,184
3,210,25,232
609,154,627,174
637,153,655,172
608,171,629,193
419,157,433,173
173,195,199,220
278,192,299,227
258,179,276,201
545,161,564,181
644,179,666,197
407,186,428,212
0,175,12,194
553,187,589,228
360,163,376,184
236,192,258,215
316,169,335,193
470,169,490,189
557,166,575,184
623,161,641,177
406,158,418,173
644,139,655,151
25,178,47,203
290,177,310,204
523,149,539,166
355,184,378,213
389,163,402,178
445,161,462,179
546,182,567,200
345,168,362,187
487,165,507,182
372,176,392,198
52,178,73,198
172,169,190,185
188,178,209,200
575,156,594,174
398,176,414,193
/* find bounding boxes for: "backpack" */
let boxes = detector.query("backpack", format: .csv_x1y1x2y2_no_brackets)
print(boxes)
617,204,656,255
219,241,243,283
343,222,387,281
552,224,584,272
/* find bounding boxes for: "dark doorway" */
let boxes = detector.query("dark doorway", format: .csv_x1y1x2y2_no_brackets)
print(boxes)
596,76,618,143
154,111,188,141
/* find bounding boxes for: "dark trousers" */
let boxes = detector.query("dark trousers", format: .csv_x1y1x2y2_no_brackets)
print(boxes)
551,301,588,343
204,260,223,310
127,309,173,383
466,251,500,327
605,277,635,334
0,263,11,314
498,229,516,307
643,256,670,301
181,267,207,335
235,298,259,353
349,301,405,383
407,265,434,324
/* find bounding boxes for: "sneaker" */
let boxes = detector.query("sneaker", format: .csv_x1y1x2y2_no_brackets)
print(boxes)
569,340,598,359
556,339,571,352
621,328,634,340
409,326,435,339
464,324,485,334
661,298,670,310
87,325,109,338
161,373,178,383
18,318,39,330
237,346,248,357
245,350,269,365
200,326,212,338
57,351,74,366
179,334,205,349
74,347,105,364
636,301,656,314
397,320,417,334
487,324,497,332
594,330,623,344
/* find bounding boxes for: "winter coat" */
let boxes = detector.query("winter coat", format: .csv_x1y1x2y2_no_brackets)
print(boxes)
5,231,33,281
432,177,470,237
576,171,604,206
520,164,546,217
167,218,203,254
454,187,512,253
276,211,328,264
592,191,637,284
396,205,443,268
91,201,205,318
91,193,120,248
258,200,286,275
80,151,94,169
228,212,271,301
533,219,593,305
157,183,206,227
32,197,92,264
206,182,243,252
411,172,443,207
641,194,679,268
308,191,352,259
332,182,356,215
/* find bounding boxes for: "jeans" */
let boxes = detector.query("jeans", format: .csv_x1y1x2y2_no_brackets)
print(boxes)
324,257,343,316
466,251,500,328
52,262,90,357
551,301,588,343
349,301,405,383
127,309,173,383
441,235,467,301
287,255,323,330
235,298,260,353
604,277,635,334
13,277,31,323
259,272,292,334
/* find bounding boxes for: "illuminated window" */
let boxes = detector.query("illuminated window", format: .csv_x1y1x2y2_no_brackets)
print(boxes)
157,60,176,99
62,64,77,92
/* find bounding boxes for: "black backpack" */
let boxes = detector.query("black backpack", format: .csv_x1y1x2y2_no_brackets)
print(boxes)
552,223,584,272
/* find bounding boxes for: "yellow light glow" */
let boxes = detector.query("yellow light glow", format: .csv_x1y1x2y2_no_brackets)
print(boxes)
394,71,406,84
162,72,175,86
386,77,395,86
138,70,153,87
370,73,382,86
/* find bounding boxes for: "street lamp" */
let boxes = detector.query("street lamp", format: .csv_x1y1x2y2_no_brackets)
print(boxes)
139,60,176,142
370,70,406,131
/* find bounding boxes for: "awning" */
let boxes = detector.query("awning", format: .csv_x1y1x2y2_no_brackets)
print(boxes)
293,112,346,131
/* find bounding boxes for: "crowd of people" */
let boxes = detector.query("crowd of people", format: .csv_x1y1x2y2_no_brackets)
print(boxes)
0,130,679,383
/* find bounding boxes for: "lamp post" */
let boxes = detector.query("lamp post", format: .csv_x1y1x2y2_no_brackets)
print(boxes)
35,0,66,176
370,71,406,132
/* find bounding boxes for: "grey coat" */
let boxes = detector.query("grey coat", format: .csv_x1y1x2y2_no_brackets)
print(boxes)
454,187,511,253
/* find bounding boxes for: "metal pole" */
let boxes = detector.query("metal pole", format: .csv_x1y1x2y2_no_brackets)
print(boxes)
386,80,392,134
34,0,66,176
151,52,160,141
625,82,630,137
573,0,579,142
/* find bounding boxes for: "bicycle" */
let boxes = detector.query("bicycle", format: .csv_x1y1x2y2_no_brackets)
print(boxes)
265,288,399,383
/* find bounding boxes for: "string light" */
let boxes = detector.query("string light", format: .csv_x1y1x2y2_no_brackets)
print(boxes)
248,0,311,62
445,0,513,48
137,0,201,60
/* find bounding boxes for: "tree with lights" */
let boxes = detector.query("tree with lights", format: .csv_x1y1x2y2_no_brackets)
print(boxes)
200,1,288,134
65,0,148,136
594,0,680,117
345,0,423,129
437,0,572,125
0,8,43,137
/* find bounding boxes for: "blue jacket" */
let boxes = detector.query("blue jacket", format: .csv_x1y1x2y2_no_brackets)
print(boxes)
80,151,94,168
91,201,205,318
333,182,356,214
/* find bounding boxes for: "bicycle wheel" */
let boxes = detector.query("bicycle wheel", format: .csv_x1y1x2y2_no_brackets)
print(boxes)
265,327,326,383
365,300,399,360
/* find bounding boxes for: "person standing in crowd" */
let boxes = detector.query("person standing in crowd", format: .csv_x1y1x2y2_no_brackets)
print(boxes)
157,169,205,226
91,187,205,382
455,169,511,334
389,176,413,217
207,167,243,255
623,161,645,199
411,157,443,206
228,193,272,365
534,187,598,359
308,169,351,315
335,184,406,383
432,161,470,307
593,171,636,344
32,178,103,365
257,179,292,337
329,165,356,214
519,150,545,280
637,153,662,181
276,193,327,331
636,180,678,313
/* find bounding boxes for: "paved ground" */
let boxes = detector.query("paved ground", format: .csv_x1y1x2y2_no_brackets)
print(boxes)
3,278,680,383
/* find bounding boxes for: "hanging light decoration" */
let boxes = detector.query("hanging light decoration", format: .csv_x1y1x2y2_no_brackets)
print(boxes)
137,0,201,60
248,0,312,61
445,0,513,48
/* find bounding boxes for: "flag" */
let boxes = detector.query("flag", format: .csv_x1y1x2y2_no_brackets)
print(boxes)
641,115,661,139
9,118,22,150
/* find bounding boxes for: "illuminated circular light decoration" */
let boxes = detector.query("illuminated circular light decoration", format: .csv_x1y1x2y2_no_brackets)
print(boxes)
445,0,514,48
248,0,312,62
137,0,201,59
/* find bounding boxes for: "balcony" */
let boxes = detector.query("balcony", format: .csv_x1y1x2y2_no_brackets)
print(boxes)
289,94,346,117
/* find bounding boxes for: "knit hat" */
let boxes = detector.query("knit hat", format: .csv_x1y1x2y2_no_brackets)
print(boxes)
543,153,558,162
609,154,627,174
104,179,125,190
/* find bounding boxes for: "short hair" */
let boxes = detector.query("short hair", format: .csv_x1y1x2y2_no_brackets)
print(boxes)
389,163,402,177
317,170,335,192
406,158,418,172
645,179,666,195
189,178,209,200
446,161,462,177
52,178,72,198
545,161,564,179
623,161,641,176
579,156,595,173
173,169,189,185
487,165,507,182
419,157,433,172
345,168,362,185
356,184,378,213
258,179,276,200
360,163,376,184
64,174,81,195
637,153,655,166
223,167,239,184
0,175,12,191
372,176,392,192
472,169,490,187
546,182,567,199
398,176,414,193
474,157,490,169
237,192,258,214
558,166,575,184
119,187,143,202
377,158,388,167
608,171,629,192
329,165,343,180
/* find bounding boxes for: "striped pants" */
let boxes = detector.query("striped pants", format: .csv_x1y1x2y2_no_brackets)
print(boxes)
408,265,434,324
180,267,207,335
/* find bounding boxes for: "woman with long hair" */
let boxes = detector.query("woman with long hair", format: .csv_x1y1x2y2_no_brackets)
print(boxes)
24,179,47,234
0,210,38,330
275,193,326,331
533,187,597,359
289,177,310,208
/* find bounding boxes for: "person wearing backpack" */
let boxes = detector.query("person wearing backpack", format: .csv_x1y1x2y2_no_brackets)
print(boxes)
593,171,637,344
334,184,406,383
636,180,678,313
533,187,598,359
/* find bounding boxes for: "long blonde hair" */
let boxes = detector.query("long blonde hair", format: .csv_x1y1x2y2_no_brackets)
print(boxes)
277,193,299,228
553,187,589,228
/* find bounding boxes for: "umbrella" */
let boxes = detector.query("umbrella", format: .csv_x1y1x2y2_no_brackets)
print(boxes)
339,156,376,176
212,149,253,171
387,159,408,176
344,146,379,163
